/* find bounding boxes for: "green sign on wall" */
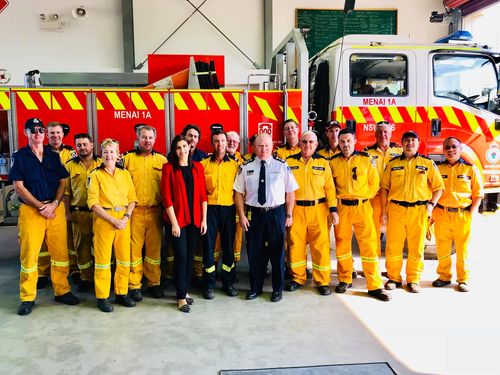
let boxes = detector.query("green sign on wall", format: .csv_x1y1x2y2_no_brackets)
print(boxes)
296,9,398,57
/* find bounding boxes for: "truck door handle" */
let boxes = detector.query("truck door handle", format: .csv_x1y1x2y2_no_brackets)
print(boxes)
431,118,441,137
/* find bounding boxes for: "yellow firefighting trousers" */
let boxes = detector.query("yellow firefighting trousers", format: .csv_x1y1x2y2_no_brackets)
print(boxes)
93,212,131,298
370,195,383,257
385,203,427,284
71,210,94,281
18,204,71,301
129,206,163,288
38,221,78,278
433,208,472,283
287,203,331,286
334,201,383,290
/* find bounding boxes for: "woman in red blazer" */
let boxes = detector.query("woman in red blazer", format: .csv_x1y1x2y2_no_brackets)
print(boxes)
161,135,207,313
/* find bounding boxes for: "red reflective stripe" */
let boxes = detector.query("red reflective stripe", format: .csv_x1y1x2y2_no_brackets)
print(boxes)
475,114,493,141
398,106,414,124
360,107,374,123
378,106,392,123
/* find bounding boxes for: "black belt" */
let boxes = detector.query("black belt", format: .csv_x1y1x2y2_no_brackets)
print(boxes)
436,203,470,212
248,205,281,212
340,198,368,206
70,206,91,212
391,200,428,207
296,197,326,207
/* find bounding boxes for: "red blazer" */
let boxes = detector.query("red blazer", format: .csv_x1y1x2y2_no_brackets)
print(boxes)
160,162,207,228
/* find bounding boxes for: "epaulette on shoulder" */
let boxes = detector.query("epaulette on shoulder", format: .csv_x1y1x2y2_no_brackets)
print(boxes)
312,152,327,160
461,159,472,166
69,156,80,164
90,165,101,174
390,142,401,148
123,149,136,156
273,155,285,163
419,154,431,160
287,152,301,160
358,151,370,157
227,153,237,161
330,153,342,160
388,155,400,163
63,145,74,151
436,160,446,165
242,157,255,165
365,143,377,151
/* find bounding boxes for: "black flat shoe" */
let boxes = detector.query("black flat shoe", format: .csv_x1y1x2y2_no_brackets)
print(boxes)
270,291,282,302
178,301,190,313
17,301,35,316
245,291,260,300
185,296,194,305
115,294,136,307
335,282,352,294
97,298,113,313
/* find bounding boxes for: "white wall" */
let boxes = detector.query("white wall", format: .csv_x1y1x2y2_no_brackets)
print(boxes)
463,2,500,51
0,0,123,86
272,0,449,47
0,0,450,87
133,0,265,85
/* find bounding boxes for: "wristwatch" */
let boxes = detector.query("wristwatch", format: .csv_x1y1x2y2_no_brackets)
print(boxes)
427,202,436,208
123,213,131,219
285,214,292,218
53,199,60,206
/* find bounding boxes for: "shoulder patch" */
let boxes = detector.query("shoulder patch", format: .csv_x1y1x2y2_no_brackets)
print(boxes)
242,157,255,165
273,155,285,163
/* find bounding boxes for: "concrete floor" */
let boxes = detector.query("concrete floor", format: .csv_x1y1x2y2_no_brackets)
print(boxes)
1,213,499,375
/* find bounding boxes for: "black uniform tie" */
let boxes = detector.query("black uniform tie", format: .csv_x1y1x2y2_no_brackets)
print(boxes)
258,160,266,205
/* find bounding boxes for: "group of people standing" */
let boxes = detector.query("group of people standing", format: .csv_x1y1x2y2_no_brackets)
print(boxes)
9,116,482,315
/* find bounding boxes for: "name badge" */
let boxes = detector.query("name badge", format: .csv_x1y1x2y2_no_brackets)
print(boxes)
246,170,254,176
312,166,325,171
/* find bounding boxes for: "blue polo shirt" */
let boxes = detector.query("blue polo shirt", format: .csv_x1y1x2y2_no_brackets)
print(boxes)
192,148,207,162
9,145,69,203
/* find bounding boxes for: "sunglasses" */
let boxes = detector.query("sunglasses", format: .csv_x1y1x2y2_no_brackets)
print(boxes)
444,145,459,150
352,167,357,181
30,127,45,134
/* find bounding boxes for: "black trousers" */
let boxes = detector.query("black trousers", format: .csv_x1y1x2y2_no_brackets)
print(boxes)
246,205,286,294
171,224,200,299
202,205,236,289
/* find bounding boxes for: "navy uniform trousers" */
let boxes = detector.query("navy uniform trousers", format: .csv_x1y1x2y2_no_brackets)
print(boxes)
246,205,286,294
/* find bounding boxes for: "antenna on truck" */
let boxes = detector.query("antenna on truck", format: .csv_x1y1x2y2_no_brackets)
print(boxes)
331,0,355,113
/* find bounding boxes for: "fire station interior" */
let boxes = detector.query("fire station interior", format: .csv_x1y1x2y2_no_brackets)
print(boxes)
1,1,500,374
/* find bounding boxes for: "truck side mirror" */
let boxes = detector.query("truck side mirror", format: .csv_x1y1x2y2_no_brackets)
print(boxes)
346,119,356,133
431,118,441,137
495,118,500,131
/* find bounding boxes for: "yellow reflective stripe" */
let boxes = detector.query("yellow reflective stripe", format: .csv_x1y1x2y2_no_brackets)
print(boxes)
361,256,379,263
106,92,125,110
194,256,203,262
212,92,230,110
116,259,131,267
407,106,421,123
96,97,104,110
233,252,241,257
39,251,50,257
20,264,38,273
232,92,240,106
174,93,188,110
18,92,38,110
68,249,77,255
130,258,143,267
407,255,420,262
222,263,234,272
388,106,403,123
386,255,403,261
464,110,480,134
349,106,366,123
289,260,307,268
40,92,61,110
443,106,460,127
279,105,299,123
0,91,10,110
312,263,330,271
94,262,111,270
191,92,209,110
130,92,147,110
51,260,70,267
78,261,93,270
166,256,175,262
255,96,277,121
205,265,216,273
427,106,439,121
144,256,161,265
337,253,352,261
438,254,450,261
214,251,222,258
150,92,165,110
369,107,384,123
63,92,83,110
